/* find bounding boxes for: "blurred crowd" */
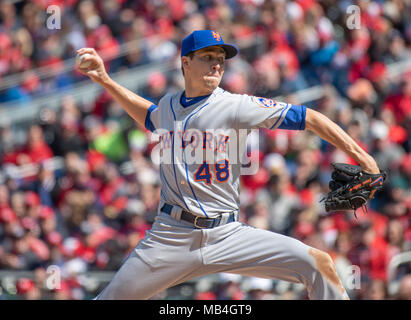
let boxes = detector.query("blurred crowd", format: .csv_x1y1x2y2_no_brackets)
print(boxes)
0,0,411,300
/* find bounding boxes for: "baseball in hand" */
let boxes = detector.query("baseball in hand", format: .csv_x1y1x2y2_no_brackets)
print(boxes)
76,53,92,69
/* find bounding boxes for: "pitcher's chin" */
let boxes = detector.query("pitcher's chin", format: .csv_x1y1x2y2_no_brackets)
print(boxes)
204,77,221,91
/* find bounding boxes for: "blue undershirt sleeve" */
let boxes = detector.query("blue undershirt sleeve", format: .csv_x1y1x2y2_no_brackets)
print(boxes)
144,104,158,132
278,104,306,130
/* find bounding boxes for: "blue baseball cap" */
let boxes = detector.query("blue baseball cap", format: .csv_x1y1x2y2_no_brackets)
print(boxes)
181,30,238,59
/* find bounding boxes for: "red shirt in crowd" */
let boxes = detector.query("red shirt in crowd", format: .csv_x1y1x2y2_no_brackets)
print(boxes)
383,94,411,125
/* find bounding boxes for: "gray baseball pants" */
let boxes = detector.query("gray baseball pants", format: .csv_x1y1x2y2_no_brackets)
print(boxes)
95,211,349,300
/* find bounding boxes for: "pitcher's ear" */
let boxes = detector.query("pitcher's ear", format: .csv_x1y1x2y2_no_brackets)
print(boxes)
182,57,190,67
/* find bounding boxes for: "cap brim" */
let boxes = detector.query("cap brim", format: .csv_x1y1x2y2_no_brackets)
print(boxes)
219,44,238,59
184,43,239,59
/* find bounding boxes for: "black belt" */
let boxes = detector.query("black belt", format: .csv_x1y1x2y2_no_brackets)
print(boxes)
160,204,236,229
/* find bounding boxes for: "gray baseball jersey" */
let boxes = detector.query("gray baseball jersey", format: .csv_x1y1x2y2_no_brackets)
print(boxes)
145,87,305,218
95,87,349,300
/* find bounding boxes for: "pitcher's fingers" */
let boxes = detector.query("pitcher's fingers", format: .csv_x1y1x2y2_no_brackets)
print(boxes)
76,56,97,72
76,63,90,72
77,63,98,74
77,47,98,56
82,55,100,66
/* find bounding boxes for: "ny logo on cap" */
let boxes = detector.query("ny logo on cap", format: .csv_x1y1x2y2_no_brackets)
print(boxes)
212,31,221,41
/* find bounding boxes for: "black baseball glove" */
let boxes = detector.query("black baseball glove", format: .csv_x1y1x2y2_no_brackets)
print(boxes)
321,163,387,217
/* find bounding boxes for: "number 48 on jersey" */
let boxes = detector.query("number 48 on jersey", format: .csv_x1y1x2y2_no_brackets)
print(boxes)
194,160,230,184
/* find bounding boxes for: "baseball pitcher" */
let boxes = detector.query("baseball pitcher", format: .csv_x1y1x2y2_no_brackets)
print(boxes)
76,30,384,300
